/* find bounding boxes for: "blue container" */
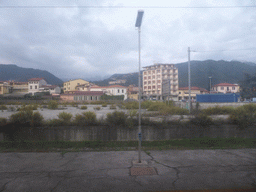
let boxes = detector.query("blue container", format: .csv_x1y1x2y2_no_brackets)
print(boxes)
196,93,240,103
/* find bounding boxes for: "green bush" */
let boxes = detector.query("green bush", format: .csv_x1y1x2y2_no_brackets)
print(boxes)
147,102,166,111
109,104,116,110
58,112,73,124
48,100,58,109
31,112,44,127
129,109,138,118
9,110,44,127
45,119,64,127
102,103,108,107
190,113,213,127
17,104,38,111
106,111,127,126
80,105,87,110
123,101,139,109
94,106,101,110
202,106,235,115
229,104,256,128
0,105,8,110
74,111,97,126
0,118,7,126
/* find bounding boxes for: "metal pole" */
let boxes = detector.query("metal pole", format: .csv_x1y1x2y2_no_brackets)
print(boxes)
188,47,191,114
209,77,212,94
138,26,142,163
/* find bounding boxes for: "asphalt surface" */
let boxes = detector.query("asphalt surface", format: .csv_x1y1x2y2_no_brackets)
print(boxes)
0,149,255,191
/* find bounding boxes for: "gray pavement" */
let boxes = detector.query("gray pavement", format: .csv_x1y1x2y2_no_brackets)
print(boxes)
0,149,256,191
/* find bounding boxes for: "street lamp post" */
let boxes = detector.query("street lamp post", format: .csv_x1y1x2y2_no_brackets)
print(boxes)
135,10,144,163
209,76,212,94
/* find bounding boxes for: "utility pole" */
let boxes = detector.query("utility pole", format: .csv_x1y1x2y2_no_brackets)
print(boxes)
209,76,212,94
188,47,191,114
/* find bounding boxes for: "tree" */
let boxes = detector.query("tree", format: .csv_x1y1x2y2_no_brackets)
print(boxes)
240,73,256,99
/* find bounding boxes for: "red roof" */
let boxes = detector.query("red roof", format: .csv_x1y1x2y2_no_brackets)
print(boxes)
213,83,239,87
179,87,208,92
28,78,45,81
62,91,104,96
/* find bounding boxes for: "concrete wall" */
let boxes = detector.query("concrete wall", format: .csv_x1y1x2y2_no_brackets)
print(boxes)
175,101,251,110
2,124,255,141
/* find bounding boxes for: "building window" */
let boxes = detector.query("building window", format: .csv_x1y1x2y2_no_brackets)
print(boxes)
152,76,155,79
152,81,155,84
227,87,229,91
152,86,156,89
30,86,32,89
122,89,124,93
221,87,224,90
144,82,147,85
148,86,151,89
157,75,160,79
157,85,161,88
148,76,151,79
143,72,147,75
118,89,120,93
35,86,37,89
232,87,235,90
144,77,147,80
144,86,147,89
157,80,161,83
157,70,160,73
148,81,151,84
148,71,151,74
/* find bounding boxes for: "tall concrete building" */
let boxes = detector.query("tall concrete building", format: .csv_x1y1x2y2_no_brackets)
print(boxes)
142,63,178,100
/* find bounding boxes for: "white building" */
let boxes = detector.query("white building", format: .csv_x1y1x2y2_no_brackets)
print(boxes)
28,78,47,95
143,63,178,100
90,85,127,100
39,85,61,95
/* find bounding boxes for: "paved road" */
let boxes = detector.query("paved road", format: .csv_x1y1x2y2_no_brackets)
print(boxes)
0,149,255,191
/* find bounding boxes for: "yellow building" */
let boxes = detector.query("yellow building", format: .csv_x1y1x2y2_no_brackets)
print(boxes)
0,81,11,95
178,87,209,101
63,79,89,93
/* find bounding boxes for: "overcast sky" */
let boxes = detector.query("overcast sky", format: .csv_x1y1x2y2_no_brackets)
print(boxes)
1,0,256,81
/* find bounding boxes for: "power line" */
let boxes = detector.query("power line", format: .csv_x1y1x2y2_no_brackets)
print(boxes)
0,5,256,9
194,48,256,53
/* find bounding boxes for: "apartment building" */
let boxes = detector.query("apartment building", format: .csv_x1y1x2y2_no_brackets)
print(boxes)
212,83,240,94
63,79,89,93
143,63,178,100
0,81,11,95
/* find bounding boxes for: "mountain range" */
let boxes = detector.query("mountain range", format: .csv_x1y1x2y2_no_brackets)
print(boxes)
93,60,256,90
0,64,63,86
1,60,256,90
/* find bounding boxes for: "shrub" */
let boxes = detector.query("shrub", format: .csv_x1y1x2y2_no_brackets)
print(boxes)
45,119,63,127
129,109,138,118
9,110,43,127
109,104,116,110
17,104,38,111
202,106,235,115
94,106,101,110
102,103,108,107
0,105,8,111
147,102,166,111
229,104,256,129
31,112,44,127
58,112,73,124
74,111,97,126
124,101,139,109
48,100,58,109
0,118,7,126
80,105,87,110
106,111,127,126
190,113,213,127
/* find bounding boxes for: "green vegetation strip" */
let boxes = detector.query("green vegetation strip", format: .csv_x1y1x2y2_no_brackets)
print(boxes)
0,138,255,152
